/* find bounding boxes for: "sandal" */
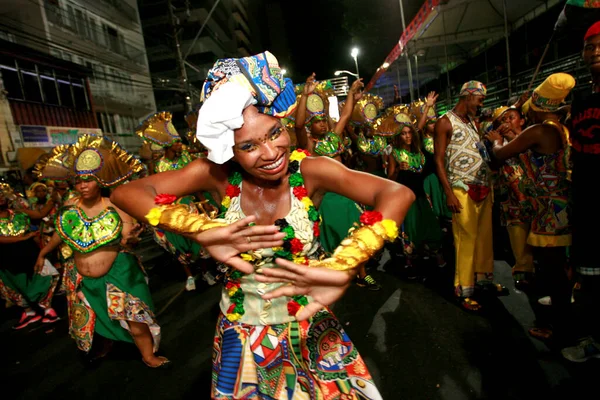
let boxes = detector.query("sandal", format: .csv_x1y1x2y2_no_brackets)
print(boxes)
460,297,482,312
143,356,172,369
528,327,553,341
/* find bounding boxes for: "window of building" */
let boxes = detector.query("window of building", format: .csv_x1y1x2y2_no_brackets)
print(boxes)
57,75,74,107
105,25,121,54
66,5,76,29
40,72,60,105
73,80,88,110
44,0,62,26
20,68,43,103
0,65,23,100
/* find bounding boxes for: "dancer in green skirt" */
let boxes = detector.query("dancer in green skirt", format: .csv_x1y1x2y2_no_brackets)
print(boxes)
0,182,59,329
388,109,444,277
35,135,167,368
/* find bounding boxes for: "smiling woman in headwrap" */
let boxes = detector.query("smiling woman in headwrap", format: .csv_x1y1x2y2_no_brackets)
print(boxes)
111,51,414,399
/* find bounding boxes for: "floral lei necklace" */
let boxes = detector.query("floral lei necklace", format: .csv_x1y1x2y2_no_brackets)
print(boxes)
221,149,320,322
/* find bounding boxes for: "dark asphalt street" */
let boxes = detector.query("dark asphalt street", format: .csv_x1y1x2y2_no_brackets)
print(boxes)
1,240,598,400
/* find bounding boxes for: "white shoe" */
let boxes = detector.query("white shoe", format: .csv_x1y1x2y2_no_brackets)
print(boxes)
202,271,217,286
537,295,575,306
185,276,196,291
538,296,551,306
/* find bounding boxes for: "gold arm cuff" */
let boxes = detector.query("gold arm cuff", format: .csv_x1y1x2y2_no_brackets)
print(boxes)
145,204,228,234
310,219,398,271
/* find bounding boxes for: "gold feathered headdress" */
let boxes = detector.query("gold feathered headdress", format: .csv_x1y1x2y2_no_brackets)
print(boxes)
385,105,416,127
136,112,181,148
56,134,144,187
33,145,72,181
351,94,384,126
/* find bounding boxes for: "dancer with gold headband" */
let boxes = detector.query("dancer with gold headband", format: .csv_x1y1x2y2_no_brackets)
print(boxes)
111,51,414,399
35,135,166,368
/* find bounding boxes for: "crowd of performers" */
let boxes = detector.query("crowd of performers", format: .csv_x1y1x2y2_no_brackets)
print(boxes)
0,21,599,399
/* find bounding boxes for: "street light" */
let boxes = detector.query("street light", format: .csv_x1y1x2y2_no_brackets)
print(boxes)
334,70,358,78
351,47,360,79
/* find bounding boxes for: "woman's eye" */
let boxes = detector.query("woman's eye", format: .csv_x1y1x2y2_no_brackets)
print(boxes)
239,143,258,152
270,127,283,141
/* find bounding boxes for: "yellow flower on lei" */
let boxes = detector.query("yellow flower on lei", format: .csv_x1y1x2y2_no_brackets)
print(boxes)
301,197,313,210
241,253,255,262
227,286,239,297
145,207,163,226
221,195,231,209
227,313,242,322
293,255,307,265
289,150,308,162
380,219,399,241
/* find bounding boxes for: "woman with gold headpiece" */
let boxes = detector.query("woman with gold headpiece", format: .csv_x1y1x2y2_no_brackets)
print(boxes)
137,112,218,290
0,182,60,329
388,108,444,275
295,74,383,290
110,51,413,398
34,135,166,368
412,92,453,222
347,94,387,177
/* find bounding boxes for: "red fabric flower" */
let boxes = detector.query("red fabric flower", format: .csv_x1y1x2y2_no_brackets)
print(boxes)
299,149,311,156
227,304,236,314
225,281,236,290
287,300,302,316
225,184,241,198
359,211,383,226
154,193,177,205
313,221,320,237
290,238,304,254
293,186,308,200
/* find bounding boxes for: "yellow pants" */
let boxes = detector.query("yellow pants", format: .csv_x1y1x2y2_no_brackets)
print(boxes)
452,188,494,297
507,224,535,273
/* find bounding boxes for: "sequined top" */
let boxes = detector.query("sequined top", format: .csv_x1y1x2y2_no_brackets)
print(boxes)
0,211,30,237
423,136,434,155
311,132,349,158
220,158,319,325
56,206,122,253
392,148,425,173
154,150,193,173
357,133,387,156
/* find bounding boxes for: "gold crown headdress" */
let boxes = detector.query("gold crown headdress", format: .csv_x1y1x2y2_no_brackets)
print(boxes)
136,112,181,148
58,134,144,188
351,94,384,126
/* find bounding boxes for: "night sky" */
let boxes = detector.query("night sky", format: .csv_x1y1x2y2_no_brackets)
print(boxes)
265,0,423,86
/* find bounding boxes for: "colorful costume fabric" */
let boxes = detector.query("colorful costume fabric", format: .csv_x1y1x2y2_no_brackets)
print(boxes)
56,205,160,352
520,120,572,247
497,153,536,274
212,151,381,399
0,211,58,308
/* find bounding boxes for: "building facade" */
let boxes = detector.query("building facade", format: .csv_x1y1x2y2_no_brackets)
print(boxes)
0,0,156,153
139,0,258,128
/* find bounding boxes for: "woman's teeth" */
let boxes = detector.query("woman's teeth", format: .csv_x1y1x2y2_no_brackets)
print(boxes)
261,157,283,170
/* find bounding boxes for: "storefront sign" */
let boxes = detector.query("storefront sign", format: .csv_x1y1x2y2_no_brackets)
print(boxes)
20,126,102,147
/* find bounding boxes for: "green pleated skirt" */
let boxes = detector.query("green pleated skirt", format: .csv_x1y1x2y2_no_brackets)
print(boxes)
318,192,363,254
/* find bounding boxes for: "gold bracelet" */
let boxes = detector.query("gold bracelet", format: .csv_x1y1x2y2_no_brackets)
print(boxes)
145,194,228,234
310,212,398,271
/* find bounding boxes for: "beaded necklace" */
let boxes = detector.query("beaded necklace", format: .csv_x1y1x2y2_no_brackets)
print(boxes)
220,149,319,321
